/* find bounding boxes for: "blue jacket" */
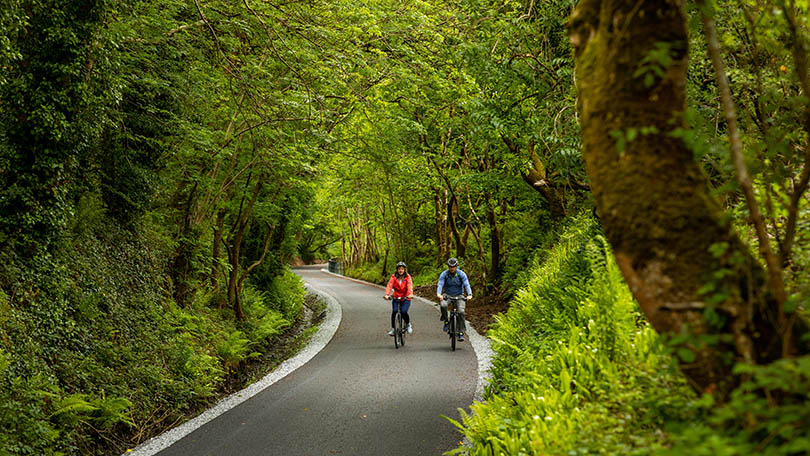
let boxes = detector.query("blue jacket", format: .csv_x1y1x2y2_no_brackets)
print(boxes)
437,269,472,297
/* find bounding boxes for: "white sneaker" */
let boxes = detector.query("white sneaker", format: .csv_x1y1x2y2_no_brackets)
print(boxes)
407,323,413,334
388,328,395,336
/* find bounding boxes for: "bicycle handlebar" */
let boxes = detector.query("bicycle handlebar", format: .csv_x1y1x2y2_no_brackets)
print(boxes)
442,294,467,300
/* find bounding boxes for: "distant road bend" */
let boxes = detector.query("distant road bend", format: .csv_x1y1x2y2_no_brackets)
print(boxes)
154,264,478,455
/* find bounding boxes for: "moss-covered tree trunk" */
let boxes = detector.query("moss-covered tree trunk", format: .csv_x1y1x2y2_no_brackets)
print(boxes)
568,0,806,398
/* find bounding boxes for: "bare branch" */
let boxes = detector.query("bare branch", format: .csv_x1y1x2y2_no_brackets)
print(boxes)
193,0,237,72
779,0,810,266
241,222,274,281
699,1,789,356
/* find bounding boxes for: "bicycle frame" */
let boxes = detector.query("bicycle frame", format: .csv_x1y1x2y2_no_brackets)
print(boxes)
391,297,407,349
443,295,466,351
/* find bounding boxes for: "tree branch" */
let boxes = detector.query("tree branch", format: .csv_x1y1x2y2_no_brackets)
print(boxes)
699,1,789,356
241,222,274,282
778,0,810,267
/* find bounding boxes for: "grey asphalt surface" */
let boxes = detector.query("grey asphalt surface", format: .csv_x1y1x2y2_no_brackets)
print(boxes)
156,265,478,456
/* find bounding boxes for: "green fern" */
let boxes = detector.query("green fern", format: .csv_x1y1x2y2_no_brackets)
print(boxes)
49,393,134,429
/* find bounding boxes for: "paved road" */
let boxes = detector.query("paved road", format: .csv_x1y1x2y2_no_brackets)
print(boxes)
156,265,478,456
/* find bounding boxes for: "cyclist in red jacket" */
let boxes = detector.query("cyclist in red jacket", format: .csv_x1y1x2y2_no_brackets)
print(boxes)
384,261,414,335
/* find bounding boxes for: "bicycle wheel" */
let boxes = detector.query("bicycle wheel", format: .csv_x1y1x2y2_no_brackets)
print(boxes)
450,312,456,351
394,311,402,349
399,316,405,347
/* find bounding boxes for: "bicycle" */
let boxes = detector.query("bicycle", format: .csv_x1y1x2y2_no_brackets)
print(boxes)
388,296,407,349
443,294,466,351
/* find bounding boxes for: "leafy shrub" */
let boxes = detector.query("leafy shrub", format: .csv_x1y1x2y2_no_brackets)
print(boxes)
499,210,558,297
0,375,62,455
266,268,307,321
411,263,446,288
254,311,291,342
69,192,107,238
346,258,449,289
345,259,389,284
215,330,258,374
664,357,810,456
242,284,293,342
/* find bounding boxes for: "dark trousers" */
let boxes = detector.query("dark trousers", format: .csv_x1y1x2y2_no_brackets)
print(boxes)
391,299,411,327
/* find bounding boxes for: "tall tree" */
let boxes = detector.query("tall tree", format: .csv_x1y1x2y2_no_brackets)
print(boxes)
0,0,109,255
568,0,808,398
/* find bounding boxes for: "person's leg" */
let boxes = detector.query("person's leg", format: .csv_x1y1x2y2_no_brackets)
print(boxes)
401,300,411,325
457,298,467,332
439,299,448,321
391,300,398,328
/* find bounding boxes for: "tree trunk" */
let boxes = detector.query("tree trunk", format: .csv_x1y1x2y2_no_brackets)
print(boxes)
226,177,263,320
172,181,197,308
448,193,463,257
236,224,272,304
460,224,470,259
486,197,501,282
380,198,392,276
435,191,446,265
443,189,453,259
464,189,489,277
211,207,226,291
341,235,346,264
226,241,240,314
568,0,807,399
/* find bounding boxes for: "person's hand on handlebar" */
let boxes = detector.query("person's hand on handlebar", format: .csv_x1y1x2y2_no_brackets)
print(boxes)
436,294,443,301
407,294,414,299
466,294,473,302
384,294,390,300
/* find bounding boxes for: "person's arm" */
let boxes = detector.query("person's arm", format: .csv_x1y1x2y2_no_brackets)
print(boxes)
385,275,395,298
406,274,414,299
462,271,473,298
436,271,446,299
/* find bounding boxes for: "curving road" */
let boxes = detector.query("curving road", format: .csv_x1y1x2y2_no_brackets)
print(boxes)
154,265,478,456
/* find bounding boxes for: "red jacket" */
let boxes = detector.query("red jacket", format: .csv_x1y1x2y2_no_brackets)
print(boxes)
385,273,413,298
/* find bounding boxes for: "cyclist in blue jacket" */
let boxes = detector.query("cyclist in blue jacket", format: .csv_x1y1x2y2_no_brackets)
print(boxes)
436,257,473,341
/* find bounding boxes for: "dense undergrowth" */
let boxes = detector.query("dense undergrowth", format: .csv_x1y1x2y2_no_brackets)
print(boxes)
0,226,308,455
448,213,810,455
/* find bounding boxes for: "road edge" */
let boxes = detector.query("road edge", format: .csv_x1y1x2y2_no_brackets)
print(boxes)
318,268,493,403
123,283,342,455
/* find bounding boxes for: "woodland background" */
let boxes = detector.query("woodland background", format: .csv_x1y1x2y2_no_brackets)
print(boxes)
1,0,809,454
